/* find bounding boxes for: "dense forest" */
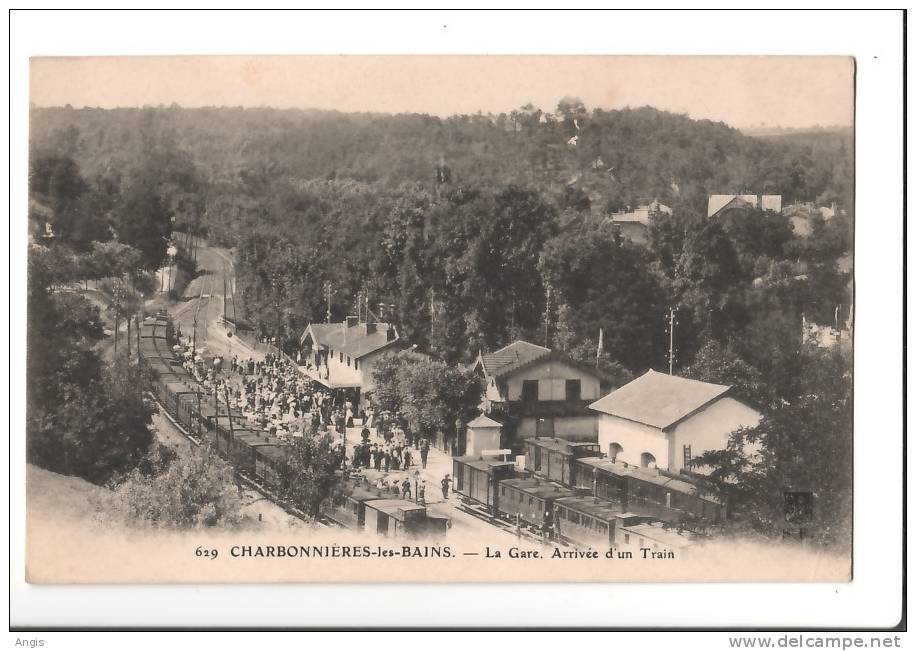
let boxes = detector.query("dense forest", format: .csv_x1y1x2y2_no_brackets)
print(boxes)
29,102,853,372
28,102,854,543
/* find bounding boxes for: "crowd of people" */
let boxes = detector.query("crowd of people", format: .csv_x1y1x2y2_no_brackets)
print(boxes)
176,336,361,440
349,427,432,473
174,333,454,510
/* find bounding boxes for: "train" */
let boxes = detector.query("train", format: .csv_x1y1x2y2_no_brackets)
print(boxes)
452,435,725,553
137,314,449,538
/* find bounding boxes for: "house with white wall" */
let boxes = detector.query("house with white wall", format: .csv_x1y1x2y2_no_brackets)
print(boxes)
299,317,401,403
471,340,605,444
588,370,761,474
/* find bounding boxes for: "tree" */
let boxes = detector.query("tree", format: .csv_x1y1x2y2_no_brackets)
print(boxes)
28,357,155,485
683,339,766,406
114,177,172,268
105,445,244,528
278,433,344,519
692,347,852,548
674,219,748,343
539,224,667,371
371,351,482,448
27,249,154,484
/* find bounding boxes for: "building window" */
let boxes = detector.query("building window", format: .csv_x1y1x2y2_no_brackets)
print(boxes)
565,379,581,402
624,534,630,544
339,352,343,363
608,442,623,462
347,356,351,367
640,452,657,469
521,380,539,402
354,359,359,371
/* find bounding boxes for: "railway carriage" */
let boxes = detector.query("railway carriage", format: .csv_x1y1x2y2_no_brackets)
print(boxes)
573,457,724,524
524,437,600,486
553,495,622,548
625,470,724,524
363,499,449,538
452,456,517,514
495,478,576,530
573,457,632,501
254,444,290,486
226,430,286,475
325,479,381,529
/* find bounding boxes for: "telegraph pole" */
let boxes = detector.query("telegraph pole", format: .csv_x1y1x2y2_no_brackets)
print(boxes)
544,285,552,348
666,306,678,375
224,384,236,447
430,288,436,348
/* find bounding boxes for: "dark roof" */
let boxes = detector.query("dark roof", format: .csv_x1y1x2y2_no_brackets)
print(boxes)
477,342,604,383
526,437,600,455
453,457,516,473
588,369,733,430
555,496,623,522
365,499,427,519
255,445,291,463
479,341,551,378
300,321,400,359
576,457,639,479
500,478,576,500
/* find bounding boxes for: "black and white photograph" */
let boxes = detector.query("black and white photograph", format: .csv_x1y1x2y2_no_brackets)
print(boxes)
9,7,905,634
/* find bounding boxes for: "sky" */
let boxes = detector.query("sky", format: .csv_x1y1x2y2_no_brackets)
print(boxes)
30,55,854,130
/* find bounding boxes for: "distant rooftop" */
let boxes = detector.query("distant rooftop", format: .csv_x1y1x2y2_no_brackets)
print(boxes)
300,320,399,359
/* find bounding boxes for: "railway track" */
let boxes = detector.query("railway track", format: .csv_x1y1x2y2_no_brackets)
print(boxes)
149,381,338,529
455,500,568,547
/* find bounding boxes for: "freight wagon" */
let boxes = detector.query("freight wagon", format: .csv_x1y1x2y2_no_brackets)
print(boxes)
452,456,517,514
524,437,600,486
363,499,449,538
574,457,725,524
495,478,576,532
553,495,622,548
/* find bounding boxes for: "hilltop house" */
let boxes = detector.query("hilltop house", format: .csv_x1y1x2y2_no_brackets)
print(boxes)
299,317,401,405
707,194,782,219
470,340,605,445
606,199,672,245
588,370,761,474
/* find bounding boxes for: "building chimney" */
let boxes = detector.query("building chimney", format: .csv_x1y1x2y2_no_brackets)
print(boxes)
346,316,358,329
366,322,377,335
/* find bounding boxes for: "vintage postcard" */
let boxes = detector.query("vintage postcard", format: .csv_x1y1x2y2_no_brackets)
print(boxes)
24,54,856,584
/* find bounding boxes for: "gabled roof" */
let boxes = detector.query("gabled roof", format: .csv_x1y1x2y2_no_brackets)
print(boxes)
707,194,758,218
477,340,551,378
299,321,400,359
708,194,783,218
588,369,732,431
467,415,502,429
476,341,604,383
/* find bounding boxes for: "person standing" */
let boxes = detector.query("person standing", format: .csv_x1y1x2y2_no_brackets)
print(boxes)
401,477,412,501
420,438,429,469
417,481,426,506
441,475,450,500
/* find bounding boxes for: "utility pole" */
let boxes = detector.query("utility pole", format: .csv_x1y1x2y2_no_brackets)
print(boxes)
430,288,436,349
544,285,552,348
324,281,332,323
224,384,236,448
666,306,678,375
